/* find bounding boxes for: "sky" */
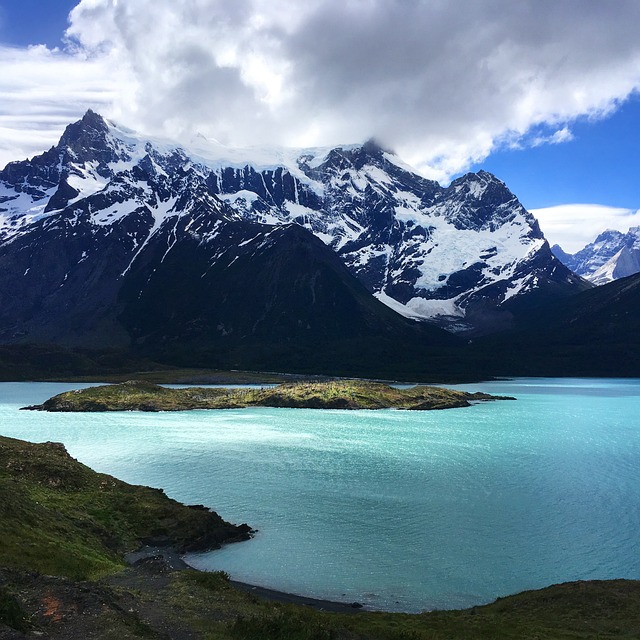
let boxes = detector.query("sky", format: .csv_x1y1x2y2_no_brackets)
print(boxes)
1,0,640,252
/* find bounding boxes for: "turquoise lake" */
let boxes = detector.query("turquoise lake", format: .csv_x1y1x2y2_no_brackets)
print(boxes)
1,378,639,612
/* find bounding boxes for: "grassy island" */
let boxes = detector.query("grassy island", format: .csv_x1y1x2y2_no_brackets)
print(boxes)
2,433,640,638
25,379,514,412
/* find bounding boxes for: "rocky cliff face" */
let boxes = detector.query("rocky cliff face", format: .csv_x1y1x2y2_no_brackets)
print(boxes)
201,138,588,333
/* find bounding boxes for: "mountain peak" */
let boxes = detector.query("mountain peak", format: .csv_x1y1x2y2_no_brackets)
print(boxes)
553,226,640,284
83,108,108,127
360,137,393,156
60,110,109,145
56,110,129,169
551,244,572,263
0,113,588,337
447,169,514,206
593,229,624,243
456,169,504,187
449,169,496,189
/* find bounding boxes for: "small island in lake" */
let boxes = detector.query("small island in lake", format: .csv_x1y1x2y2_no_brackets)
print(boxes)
24,379,514,412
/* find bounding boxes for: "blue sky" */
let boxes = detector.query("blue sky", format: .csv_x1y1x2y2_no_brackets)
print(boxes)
0,0,77,48
472,96,640,210
1,0,640,252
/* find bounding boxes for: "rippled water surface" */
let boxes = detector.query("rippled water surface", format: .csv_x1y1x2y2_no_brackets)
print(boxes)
2,378,639,612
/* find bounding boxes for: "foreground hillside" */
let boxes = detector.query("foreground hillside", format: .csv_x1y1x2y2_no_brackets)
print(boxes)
2,434,640,638
0,436,251,581
25,379,512,412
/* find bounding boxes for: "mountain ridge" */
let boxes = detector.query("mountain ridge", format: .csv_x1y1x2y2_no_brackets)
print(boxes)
1,112,465,377
0,110,589,343
552,226,640,285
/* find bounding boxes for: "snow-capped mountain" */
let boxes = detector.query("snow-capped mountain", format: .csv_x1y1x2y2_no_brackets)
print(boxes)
552,227,640,285
0,110,587,349
0,111,455,371
191,136,588,334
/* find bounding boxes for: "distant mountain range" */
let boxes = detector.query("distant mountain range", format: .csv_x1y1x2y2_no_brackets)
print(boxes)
552,227,640,285
0,110,636,378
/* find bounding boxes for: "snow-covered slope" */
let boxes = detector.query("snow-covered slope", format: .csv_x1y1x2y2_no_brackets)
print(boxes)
0,110,588,338
552,227,640,285
192,135,587,333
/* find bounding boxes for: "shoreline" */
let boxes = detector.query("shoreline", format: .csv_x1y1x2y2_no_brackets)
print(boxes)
229,580,365,613
126,546,365,613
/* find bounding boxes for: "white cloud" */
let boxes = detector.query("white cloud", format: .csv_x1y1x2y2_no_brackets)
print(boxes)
65,0,640,182
0,44,117,167
530,204,640,252
527,126,575,148
3,0,640,185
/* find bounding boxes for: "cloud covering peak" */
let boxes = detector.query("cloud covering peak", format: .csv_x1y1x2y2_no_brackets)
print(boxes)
3,0,640,182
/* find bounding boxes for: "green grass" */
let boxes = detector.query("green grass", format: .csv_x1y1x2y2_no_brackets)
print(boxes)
163,571,640,640
0,435,248,580
33,380,511,412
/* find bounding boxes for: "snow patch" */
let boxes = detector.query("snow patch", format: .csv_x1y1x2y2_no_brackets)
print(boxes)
67,161,110,201
0,183,57,239
121,196,178,276
220,190,260,207
405,296,464,318
375,291,464,320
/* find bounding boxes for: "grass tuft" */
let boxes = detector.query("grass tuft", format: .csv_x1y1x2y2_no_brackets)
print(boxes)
182,570,231,592
231,611,338,640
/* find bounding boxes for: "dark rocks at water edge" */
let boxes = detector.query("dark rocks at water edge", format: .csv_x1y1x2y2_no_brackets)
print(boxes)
22,379,516,412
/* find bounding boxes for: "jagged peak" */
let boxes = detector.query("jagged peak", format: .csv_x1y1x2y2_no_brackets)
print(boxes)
313,138,403,176
360,137,394,156
593,228,625,243
551,243,571,256
82,108,108,127
447,170,513,202
50,109,134,171
451,169,504,186
59,109,109,145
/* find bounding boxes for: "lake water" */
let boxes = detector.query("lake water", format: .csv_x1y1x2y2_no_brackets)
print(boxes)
1,378,639,612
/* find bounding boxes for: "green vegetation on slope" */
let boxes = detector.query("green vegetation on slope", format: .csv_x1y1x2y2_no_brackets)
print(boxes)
0,435,250,581
28,379,512,412
2,433,640,638
216,576,640,639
